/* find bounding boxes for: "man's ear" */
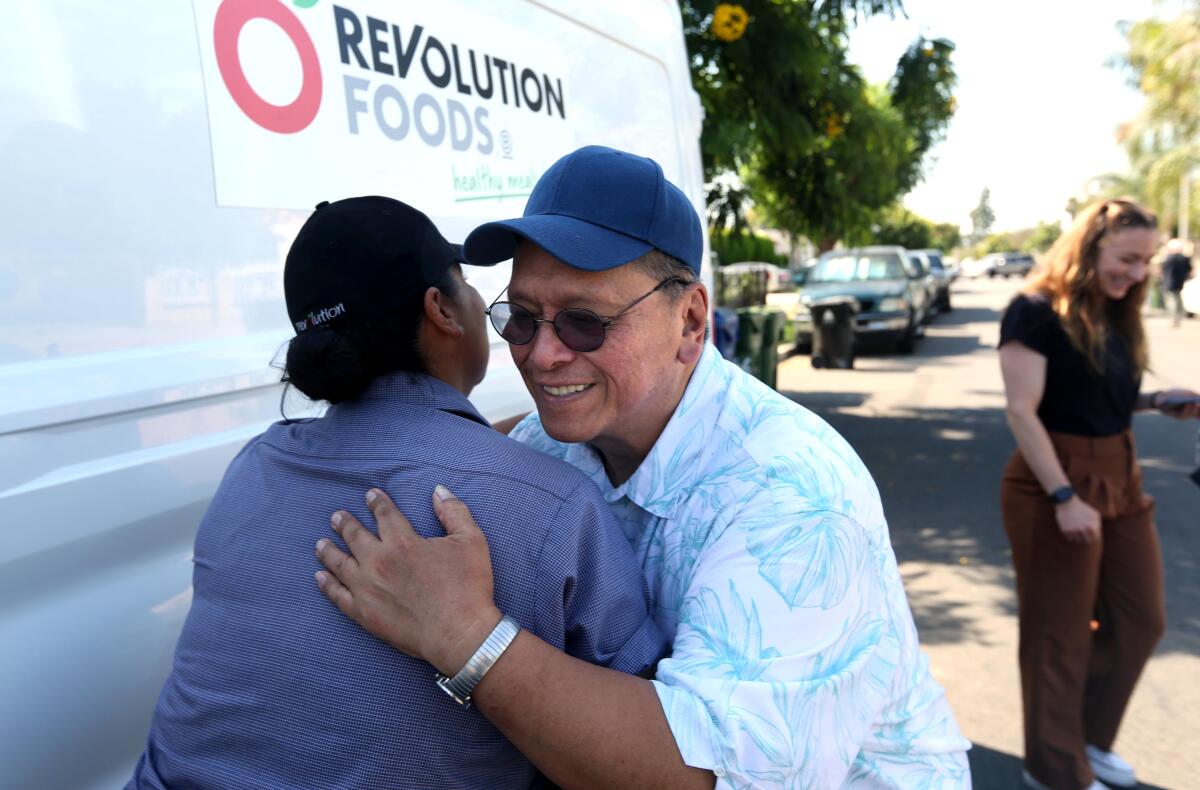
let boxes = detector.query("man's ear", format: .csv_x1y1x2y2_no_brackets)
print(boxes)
677,283,709,365
423,286,463,338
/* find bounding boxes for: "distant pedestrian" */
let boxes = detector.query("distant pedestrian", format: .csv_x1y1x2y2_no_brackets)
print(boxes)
1161,238,1193,327
997,199,1200,790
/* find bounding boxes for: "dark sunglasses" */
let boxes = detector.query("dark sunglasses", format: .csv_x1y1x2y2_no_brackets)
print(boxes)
485,277,686,352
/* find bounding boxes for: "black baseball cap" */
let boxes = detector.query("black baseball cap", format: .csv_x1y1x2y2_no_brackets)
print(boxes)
284,196,480,336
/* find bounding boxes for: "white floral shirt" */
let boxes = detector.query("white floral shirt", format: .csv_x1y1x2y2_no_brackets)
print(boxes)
511,344,971,788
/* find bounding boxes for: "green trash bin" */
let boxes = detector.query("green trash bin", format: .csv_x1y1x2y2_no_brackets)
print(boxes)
734,307,766,380
758,310,785,389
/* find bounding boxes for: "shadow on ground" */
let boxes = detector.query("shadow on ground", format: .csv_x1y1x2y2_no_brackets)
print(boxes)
787,304,1001,372
777,390,1200,657
968,742,1173,790
926,304,1003,329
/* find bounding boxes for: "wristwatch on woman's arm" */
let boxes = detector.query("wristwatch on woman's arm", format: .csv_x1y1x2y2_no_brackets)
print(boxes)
1048,485,1076,505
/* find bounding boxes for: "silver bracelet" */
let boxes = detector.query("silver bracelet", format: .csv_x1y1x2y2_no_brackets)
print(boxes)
435,615,520,708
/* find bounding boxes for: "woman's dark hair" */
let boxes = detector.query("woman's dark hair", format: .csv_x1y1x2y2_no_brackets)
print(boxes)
279,270,459,405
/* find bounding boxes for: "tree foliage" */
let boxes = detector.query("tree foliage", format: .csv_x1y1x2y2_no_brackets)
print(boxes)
930,221,962,252
1025,220,1062,253
973,219,1061,257
681,2,957,248
969,188,995,242
975,232,1016,256
710,228,787,265
1092,9,1200,234
868,204,961,251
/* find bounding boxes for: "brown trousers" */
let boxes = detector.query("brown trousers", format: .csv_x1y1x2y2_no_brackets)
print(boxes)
1000,430,1165,790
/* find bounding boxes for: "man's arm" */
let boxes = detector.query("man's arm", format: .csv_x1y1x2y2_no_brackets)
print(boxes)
314,487,714,790
473,631,713,789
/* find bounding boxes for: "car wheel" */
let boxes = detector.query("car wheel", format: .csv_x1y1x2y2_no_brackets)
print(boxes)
896,318,917,354
941,293,952,312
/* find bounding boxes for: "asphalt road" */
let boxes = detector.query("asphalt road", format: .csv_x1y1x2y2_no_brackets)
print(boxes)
775,278,1200,790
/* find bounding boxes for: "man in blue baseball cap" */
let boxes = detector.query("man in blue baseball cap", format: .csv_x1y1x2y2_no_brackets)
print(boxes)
313,145,970,788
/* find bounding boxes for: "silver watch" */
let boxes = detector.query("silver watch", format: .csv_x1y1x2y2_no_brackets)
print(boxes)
435,615,520,708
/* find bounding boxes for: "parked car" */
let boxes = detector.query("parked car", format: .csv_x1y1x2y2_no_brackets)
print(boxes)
1182,274,1200,316
720,261,793,292
987,252,1035,278
915,248,953,311
794,246,927,354
907,250,940,321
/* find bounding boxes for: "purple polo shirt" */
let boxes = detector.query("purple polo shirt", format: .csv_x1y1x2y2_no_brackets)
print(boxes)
129,372,666,789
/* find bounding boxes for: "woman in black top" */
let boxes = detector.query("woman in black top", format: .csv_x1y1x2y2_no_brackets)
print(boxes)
999,199,1199,790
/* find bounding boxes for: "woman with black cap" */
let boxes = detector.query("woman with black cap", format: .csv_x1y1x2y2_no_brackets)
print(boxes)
128,196,665,790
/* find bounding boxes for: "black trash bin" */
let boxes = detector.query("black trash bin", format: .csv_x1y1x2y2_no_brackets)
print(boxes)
810,297,858,369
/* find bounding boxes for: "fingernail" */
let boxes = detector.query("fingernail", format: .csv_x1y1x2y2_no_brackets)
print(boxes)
433,484,455,501
315,570,326,586
331,512,343,530
365,489,379,503
316,539,328,554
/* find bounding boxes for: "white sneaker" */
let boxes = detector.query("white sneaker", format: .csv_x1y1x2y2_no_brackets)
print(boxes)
1086,745,1137,788
1022,768,1108,790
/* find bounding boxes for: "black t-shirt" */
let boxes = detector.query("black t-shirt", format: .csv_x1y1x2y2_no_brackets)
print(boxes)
999,294,1141,436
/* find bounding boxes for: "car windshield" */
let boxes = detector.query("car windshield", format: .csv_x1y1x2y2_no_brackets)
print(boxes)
809,254,905,283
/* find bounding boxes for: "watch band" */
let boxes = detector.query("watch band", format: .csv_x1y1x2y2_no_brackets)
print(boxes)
435,615,520,708
1048,485,1075,505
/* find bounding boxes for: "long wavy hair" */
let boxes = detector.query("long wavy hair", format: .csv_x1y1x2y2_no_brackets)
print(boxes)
1024,199,1156,377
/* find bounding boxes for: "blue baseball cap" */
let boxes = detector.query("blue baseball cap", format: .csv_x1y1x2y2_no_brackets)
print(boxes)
463,145,703,275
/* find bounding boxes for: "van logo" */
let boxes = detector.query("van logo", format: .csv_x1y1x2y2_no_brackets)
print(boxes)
209,0,566,146
195,0,573,210
213,0,323,134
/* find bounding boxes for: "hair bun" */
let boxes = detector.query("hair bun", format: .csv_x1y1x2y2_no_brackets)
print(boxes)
284,327,373,404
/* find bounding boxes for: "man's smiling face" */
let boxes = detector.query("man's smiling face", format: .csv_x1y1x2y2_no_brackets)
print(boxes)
505,241,691,457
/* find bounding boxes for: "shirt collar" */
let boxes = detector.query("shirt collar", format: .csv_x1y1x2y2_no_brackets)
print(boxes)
331,371,490,427
570,344,732,519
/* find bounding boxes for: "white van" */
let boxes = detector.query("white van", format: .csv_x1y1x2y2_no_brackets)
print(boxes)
0,2,706,786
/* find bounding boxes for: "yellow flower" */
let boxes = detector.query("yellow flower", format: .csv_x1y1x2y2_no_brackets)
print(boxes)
712,4,749,42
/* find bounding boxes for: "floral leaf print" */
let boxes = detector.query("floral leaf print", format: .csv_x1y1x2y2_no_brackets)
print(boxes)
746,509,869,610
676,581,781,680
